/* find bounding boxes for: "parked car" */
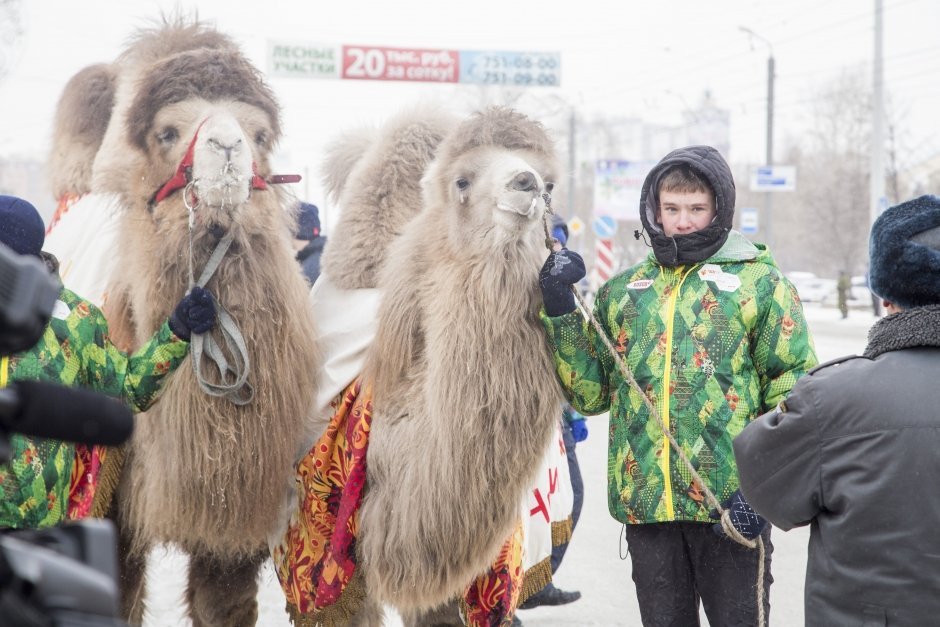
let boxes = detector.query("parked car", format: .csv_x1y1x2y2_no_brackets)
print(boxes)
787,271,837,304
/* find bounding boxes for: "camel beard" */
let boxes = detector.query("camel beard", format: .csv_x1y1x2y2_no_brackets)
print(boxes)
115,186,320,558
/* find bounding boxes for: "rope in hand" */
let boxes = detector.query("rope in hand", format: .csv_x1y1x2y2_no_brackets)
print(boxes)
540,209,766,627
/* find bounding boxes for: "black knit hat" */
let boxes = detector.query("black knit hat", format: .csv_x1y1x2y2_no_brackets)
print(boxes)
0,195,45,257
869,194,940,309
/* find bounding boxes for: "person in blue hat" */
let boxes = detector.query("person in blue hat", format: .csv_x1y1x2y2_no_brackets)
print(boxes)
293,201,328,285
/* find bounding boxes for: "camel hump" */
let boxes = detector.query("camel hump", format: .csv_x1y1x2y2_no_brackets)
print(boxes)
320,105,458,290
320,125,379,206
48,63,117,199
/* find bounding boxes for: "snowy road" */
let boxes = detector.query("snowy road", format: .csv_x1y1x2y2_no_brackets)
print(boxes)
143,304,877,626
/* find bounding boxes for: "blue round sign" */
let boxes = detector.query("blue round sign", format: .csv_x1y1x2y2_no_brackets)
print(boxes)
592,215,618,239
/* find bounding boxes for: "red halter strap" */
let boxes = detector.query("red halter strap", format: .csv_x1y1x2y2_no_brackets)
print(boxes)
151,120,206,207
149,120,287,208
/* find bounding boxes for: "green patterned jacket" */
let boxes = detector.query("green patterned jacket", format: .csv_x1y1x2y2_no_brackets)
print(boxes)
541,232,817,524
0,286,189,529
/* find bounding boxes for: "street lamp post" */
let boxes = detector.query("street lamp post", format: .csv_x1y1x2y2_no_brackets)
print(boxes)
740,26,775,250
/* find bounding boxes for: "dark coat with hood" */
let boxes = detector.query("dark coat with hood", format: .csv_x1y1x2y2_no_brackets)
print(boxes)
639,145,736,266
734,305,940,626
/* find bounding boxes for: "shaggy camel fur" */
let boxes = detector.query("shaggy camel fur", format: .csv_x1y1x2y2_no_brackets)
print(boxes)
49,20,319,625
321,106,565,618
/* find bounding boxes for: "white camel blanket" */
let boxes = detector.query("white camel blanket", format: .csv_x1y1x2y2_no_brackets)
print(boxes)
44,193,124,307
521,421,574,578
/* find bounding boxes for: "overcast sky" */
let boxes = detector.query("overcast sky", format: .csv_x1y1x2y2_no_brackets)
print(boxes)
1,0,937,207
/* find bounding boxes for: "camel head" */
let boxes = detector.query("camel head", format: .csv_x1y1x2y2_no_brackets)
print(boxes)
423,107,560,251
124,47,281,234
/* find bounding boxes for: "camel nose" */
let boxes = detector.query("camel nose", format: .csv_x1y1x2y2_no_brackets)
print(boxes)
511,171,538,192
207,137,243,162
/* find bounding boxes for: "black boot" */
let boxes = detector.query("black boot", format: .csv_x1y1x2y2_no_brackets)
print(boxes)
518,582,582,609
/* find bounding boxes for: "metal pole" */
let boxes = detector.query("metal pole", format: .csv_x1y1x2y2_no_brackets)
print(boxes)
870,0,886,226
765,55,775,251
568,109,576,214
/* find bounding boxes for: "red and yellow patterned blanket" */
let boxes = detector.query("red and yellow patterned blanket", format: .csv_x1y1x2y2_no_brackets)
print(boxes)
271,378,525,627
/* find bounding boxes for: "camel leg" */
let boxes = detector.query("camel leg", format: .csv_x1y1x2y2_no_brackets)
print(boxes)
185,549,266,627
109,489,151,626
400,598,463,627
118,532,150,626
346,595,385,627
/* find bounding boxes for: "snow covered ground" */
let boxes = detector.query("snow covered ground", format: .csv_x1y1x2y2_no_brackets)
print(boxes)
143,303,878,626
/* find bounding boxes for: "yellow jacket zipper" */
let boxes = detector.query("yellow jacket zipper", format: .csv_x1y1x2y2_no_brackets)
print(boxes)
660,265,696,520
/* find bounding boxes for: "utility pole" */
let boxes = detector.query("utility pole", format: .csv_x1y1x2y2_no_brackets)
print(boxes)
765,53,775,251
870,0,886,226
740,26,775,250
568,109,576,214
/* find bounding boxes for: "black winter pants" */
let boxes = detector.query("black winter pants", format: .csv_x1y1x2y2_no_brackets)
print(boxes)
624,522,773,627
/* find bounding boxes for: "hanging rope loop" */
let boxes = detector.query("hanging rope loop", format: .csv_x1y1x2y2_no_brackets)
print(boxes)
184,200,254,406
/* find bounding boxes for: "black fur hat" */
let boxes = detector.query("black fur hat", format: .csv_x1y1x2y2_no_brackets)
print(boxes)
869,195,940,309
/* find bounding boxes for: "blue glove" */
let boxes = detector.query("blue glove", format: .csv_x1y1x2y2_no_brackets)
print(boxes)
539,249,586,316
570,419,588,442
169,287,216,340
710,489,767,540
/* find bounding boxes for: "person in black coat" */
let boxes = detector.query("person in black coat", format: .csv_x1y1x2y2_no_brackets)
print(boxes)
734,194,940,626
294,202,327,285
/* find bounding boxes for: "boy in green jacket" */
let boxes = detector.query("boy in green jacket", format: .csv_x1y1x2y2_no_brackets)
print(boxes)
538,146,817,624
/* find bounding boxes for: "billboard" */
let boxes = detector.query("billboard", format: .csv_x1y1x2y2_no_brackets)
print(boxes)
593,160,655,221
268,41,560,86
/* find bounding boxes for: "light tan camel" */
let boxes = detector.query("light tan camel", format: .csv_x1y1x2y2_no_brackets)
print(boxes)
317,106,565,622
47,19,319,626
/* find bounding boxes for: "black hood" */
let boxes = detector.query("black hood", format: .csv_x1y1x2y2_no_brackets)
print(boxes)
638,145,736,266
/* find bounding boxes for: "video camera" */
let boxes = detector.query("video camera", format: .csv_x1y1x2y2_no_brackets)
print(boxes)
0,241,134,626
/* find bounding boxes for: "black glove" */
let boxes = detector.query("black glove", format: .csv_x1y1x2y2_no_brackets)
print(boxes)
169,287,216,340
710,489,767,541
539,249,586,316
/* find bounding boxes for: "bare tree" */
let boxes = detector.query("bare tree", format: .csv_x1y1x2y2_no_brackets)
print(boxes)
780,69,874,276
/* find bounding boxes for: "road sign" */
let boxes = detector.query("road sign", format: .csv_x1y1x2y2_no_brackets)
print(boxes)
594,160,655,221
740,206,759,234
568,216,584,236
594,238,616,286
592,215,617,239
749,165,796,192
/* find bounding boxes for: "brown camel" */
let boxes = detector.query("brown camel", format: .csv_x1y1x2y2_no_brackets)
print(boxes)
47,19,320,626
313,106,565,622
